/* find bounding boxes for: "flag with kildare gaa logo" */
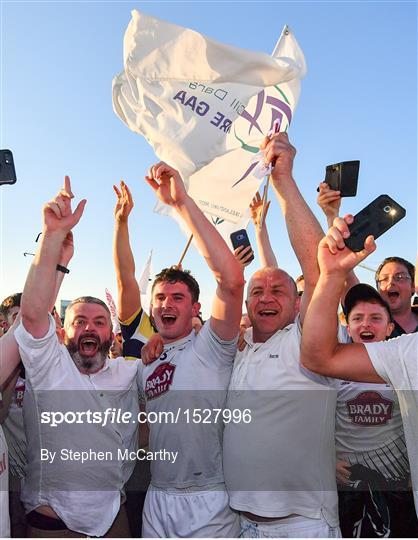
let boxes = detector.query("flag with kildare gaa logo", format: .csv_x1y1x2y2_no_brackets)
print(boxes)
112,10,306,242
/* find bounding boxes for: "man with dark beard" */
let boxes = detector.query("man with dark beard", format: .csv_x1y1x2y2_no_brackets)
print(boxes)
63,296,114,373
14,177,139,537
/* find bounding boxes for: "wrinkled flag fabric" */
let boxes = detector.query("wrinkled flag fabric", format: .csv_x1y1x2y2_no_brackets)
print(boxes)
112,10,306,243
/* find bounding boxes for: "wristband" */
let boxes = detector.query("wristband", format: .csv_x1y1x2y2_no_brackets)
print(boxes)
56,264,70,274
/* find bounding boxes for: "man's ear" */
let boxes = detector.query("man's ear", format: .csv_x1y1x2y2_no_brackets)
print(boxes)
295,296,301,316
192,302,201,317
346,324,352,338
59,327,66,344
386,322,395,338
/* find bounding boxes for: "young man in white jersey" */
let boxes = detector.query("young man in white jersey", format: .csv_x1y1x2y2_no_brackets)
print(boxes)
335,284,417,536
138,162,244,537
301,216,418,519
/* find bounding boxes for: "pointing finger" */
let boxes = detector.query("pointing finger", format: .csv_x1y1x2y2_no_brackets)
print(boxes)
63,176,74,198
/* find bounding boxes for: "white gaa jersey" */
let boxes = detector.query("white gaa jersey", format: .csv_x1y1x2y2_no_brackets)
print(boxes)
334,379,408,481
365,334,418,516
137,322,237,489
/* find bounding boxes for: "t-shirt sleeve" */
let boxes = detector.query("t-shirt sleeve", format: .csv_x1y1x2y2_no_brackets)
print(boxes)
14,314,62,386
193,321,238,369
364,334,416,390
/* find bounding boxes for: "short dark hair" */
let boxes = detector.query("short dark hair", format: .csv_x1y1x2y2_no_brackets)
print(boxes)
375,256,415,286
1,293,22,314
152,268,200,303
65,296,111,323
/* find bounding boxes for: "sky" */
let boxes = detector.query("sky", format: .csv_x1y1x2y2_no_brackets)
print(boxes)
0,0,416,318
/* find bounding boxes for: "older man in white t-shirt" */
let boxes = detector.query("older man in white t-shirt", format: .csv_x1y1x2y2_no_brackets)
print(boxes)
14,178,139,537
223,133,341,538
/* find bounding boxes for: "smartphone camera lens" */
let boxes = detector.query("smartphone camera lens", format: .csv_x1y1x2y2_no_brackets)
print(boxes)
383,205,397,216
4,153,12,165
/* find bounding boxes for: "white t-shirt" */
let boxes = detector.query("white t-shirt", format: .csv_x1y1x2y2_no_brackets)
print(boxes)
15,315,140,537
223,320,339,526
365,333,418,514
0,423,10,538
137,322,237,489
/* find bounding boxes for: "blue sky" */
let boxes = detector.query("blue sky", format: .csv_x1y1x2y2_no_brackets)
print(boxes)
0,1,416,317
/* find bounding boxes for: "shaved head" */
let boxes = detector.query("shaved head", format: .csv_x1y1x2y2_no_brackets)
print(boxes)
247,267,297,301
246,267,299,342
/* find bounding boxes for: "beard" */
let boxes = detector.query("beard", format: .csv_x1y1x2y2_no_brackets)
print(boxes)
65,332,112,373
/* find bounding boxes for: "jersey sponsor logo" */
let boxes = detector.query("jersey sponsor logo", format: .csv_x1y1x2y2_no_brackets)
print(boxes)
145,362,176,400
14,382,25,407
0,452,7,476
346,391,393,426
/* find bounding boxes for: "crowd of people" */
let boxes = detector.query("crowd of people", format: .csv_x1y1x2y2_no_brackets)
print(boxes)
0,132,417,538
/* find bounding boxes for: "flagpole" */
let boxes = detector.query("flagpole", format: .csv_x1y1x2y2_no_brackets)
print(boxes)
259,120,280,230
258,176,270,230
178,234,193,267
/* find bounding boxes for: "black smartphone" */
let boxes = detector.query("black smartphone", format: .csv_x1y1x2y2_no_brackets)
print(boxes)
345,195,406,252
0,150,17,185
230,229,254,263
324,160,359,197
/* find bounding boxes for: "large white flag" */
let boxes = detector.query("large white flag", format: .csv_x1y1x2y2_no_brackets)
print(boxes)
188,26,306,225
138,249,153,294
112,11,306,245
138,250,153,313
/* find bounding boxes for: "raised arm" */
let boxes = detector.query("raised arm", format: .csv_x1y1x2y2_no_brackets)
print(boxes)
250,192,278,268
317,182,341,229
20,176,86,338
113,181,141,322
317,182,359,299
1,232,73,420
262,133,324,321
146,162,244,340
301,215,381,382
50,230,74,313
